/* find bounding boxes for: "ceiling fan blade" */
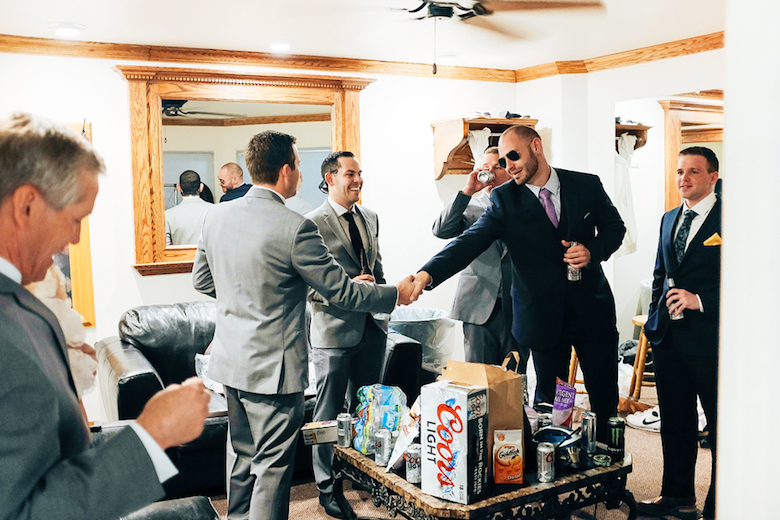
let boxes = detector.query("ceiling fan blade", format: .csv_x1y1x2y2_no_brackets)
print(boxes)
480,0,603,12
462,15,528,39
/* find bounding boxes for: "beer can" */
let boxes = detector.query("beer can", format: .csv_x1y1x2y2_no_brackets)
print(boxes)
536,442,555,483
607,416,626,460
538,413,553,430
405,443,422,484
375,429,392,467
477,170,495,183
581,412,597,454
337,413,353,448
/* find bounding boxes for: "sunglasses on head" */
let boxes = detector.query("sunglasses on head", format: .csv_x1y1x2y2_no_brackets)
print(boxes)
498,150,520,169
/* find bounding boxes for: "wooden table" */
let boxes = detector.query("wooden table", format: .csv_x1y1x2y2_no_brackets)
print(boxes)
333,446,636,520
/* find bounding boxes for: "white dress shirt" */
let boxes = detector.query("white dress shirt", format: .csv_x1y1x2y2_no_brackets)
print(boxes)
673,190,718,312
525,167,562,221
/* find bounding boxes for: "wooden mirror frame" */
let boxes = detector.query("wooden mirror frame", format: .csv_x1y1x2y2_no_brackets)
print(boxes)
119,66,374,275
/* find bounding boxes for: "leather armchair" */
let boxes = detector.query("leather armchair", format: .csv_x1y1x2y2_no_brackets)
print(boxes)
95,301,227,498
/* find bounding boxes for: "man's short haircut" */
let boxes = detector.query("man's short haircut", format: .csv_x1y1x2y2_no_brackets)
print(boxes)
320,151,355,181
244,130,297,185
221,162,243,180
502,125,541,144
679,146,719,173
484,146,499,155
179,170,201,196
0,113,104,209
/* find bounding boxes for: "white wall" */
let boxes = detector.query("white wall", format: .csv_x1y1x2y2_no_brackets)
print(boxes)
0,47,727,422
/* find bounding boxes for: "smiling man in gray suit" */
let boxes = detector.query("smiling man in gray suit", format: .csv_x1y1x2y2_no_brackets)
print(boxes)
306,152,389,518
193,132,417,520
0,113,211,520
432,146,528,370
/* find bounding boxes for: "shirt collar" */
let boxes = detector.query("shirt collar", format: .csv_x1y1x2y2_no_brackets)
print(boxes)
685,191,717,215
253,185,286,203
327,198,356,218
525,167,560,197
0,256,22,284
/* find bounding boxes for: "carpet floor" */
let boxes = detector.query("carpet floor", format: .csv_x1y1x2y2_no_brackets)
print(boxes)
211,388,714,519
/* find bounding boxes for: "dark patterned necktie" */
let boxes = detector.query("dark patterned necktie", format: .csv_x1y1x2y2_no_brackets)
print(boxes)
343,211,371,275
674,209,696,264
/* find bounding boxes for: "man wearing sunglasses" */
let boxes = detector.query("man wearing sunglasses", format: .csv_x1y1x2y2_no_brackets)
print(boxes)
414,125,625,442
432,146,528,371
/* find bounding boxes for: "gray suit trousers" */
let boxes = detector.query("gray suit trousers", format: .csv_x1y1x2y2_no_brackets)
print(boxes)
225,388,304,520
311,317,386,494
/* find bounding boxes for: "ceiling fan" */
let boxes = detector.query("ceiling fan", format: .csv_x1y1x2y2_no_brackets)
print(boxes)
161,100,246,119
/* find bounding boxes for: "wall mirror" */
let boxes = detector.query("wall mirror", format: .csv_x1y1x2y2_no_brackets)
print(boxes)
119,66,374,275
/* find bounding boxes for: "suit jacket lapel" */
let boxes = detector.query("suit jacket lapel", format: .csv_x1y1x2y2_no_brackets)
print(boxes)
322,202,361,266
683,199,721,261
353,206,376,263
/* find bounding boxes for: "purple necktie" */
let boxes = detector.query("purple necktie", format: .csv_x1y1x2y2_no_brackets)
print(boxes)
539,188,558,228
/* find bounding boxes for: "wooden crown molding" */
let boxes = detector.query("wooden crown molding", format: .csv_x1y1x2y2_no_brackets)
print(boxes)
162,113,331,127
515,32,724,82
117,66,375,90
1,31,723,84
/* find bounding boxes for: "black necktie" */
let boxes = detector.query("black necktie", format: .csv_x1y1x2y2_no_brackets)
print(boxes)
343,211,370,275
674,209,696,264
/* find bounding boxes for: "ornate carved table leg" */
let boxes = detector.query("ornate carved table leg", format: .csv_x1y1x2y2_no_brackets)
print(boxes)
333,455,358,520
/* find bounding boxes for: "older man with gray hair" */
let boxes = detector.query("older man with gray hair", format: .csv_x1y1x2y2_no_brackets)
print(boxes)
0,113,211,520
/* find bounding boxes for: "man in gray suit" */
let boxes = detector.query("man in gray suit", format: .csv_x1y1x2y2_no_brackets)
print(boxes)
0,113,211,520
193,131,417,520
432,147,529,370
165,170,212,245
305,151,388,518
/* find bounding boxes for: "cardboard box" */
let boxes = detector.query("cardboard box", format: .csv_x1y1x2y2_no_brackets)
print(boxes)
421,380,488,504
301,420,338,445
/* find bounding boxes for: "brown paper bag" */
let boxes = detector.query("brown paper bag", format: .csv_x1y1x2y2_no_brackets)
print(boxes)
442,352,525,458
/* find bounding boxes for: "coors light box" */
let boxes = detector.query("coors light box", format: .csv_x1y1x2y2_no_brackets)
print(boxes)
421,380,488,505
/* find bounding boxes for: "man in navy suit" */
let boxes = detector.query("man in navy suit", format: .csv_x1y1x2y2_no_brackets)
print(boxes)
638,147,721,520
414,125,625,441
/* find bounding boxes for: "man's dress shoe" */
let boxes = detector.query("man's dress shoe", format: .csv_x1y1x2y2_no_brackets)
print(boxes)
319,492,346,519
637,496,697,517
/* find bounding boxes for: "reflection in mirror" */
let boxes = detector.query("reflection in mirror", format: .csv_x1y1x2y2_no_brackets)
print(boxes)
160,100,332,246
613,89,723,349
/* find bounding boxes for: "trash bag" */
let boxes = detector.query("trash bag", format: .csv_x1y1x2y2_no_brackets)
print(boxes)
389,307,455,374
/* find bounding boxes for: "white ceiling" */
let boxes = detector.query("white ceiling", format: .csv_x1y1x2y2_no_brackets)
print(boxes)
0,0,725,70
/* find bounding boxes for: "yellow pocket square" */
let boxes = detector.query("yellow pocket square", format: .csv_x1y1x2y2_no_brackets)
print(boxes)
703,233,722,246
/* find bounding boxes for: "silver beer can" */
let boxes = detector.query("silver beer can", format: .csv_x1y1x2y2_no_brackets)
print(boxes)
477,170,495,183
375,429,392,466
537,442,555,483
581,412,597,454
337,413,353,448
405,443,422,484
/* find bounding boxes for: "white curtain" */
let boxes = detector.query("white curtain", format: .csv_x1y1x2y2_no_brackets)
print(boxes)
614,133,638,257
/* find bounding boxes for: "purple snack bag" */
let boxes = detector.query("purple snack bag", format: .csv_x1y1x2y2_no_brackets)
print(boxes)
552,377,576,427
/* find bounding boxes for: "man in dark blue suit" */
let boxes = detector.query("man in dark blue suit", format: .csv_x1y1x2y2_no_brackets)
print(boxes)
414,125,625,441
639,147,721,520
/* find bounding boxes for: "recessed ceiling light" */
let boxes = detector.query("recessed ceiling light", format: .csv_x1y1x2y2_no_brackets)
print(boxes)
269,41,291,54
47,22,85,38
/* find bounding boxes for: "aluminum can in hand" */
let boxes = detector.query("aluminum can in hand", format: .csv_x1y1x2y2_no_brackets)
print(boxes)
477,170,495,183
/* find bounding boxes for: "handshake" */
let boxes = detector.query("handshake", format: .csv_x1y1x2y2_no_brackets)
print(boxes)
395,271,433,306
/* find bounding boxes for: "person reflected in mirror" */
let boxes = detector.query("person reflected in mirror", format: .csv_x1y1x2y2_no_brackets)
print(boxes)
305,151,388,518
639,147,721,520
432,146,529,370
193,131,417,520
0,113,211,520
413,126,625,443
165,170,212,246
218,162,251,202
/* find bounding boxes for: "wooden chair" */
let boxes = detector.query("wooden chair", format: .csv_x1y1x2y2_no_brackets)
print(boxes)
567,314,654,413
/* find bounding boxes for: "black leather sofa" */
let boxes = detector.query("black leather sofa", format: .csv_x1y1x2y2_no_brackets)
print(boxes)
95,301,424,498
